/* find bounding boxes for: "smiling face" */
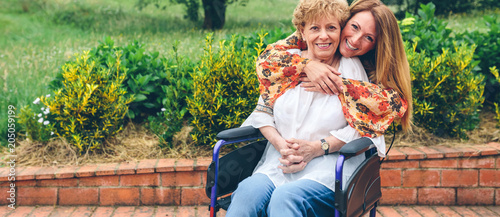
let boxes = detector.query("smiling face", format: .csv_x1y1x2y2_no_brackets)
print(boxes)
339,10,377,58
300,15,341,63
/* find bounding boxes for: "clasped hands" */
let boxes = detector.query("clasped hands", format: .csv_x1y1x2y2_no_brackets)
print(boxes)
277,138,322,174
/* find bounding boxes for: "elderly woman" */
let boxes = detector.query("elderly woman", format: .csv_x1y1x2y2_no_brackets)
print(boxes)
225,0,393,216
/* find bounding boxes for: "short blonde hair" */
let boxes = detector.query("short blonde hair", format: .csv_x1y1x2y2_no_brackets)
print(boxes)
292,0,350,40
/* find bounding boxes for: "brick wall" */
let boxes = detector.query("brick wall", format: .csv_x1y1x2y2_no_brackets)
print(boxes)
0,142,498,206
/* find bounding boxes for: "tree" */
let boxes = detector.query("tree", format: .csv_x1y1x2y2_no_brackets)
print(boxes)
136,0,247,30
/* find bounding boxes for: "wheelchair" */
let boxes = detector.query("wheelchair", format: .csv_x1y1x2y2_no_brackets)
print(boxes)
205,126,382,217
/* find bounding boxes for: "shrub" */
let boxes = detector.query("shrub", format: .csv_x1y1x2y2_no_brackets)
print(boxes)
42,51,133,153
145,41,194,147
18,100,55,143
50,37,191,122
187,33,262,146
491,66,500,127
456,15,500,103
407,42,485,138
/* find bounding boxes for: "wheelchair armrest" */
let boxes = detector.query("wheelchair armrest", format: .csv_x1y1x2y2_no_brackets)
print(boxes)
339,137,374,157
216,126,264,142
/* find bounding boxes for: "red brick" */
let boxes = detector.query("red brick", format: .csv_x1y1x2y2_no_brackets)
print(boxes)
417,188,455,205
414,146,444,159
176,159,195,171
71,207,96,216
91,207,115,217
177,206,196,217
100,188,140,206
497,157,500,168
0,187,14,205
111,207,135,217
420,159,457,168
195,157,212,171
453,146,481,157
75,164,98,177
18,187,57,205
381,160,419,169
59,188,98,205
380,169,401,187
162,171,203,187
395,206,421,216
402,169,440,187
497,189,500,205
137,159,158,174
35,167,58,180
398,147,426,160
380,188,417,205
17,167,42,180
474,144,499,156
433,206,461,217
181,188,210,205
154,206,177,217
196,205,211,217
377,206,404,216
459,157,495,168
95,163,119,176
134,206,156,217
386,148,406,160
0,205,14,215
121,173,160,186
451,206,482,217
156,159,176,173
117,161,137,175
469,206,499,216
5,206,35,216
16,180,37,186
79,175,119,187
432,146,462,158
414,206,441,217
479,169,500,187
442,170,478,187
140,188,181,205
48,206,76,217
54,166,79,179
457,188,494,205
37,178,78,187
0,166,18,182
487,142,500,152
490,206,500,216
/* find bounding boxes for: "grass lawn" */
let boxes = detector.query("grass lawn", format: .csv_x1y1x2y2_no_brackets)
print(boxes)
1,0,499,162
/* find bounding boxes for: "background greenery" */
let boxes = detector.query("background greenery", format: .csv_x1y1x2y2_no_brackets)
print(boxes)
1,0,499,150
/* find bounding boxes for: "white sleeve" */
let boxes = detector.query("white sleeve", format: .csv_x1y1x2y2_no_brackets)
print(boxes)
241,96,276,129
330,125,386,157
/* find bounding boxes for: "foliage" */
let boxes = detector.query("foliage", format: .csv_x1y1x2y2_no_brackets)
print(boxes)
17,102,55,143
387,0,500,18
145,41,194,147
455,15,500,102
407,42,485,138
400,3,454,57
491,66,500,127
227,27,295,52
186,33,262,146
50,37,192,122
41,51,133,154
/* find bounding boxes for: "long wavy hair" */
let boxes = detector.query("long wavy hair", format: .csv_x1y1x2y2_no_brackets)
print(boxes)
350,0,413,132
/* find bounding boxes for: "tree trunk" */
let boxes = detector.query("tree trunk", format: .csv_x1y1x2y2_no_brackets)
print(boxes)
202,0,227,30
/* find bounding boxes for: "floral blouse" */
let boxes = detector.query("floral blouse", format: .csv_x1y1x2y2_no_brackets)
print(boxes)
256,31,407,138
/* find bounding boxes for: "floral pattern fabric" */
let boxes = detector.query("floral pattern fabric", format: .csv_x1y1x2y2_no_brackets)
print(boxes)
256,31,408,138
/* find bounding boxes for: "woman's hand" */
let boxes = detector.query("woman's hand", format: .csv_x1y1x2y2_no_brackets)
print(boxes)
302,60,344,95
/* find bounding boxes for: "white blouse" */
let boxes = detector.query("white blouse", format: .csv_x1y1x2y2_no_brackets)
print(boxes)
242,53,385,191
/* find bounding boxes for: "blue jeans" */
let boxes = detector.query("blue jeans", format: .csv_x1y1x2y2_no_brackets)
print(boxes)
226,173,336,217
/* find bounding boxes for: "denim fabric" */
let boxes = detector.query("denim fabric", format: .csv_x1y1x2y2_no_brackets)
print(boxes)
226,173,336,217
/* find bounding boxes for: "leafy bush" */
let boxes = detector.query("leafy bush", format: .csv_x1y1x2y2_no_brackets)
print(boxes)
456,15,500,103
18,100,55,143
491,66,500,127
187,33,262,146
227,27,295,53
400,3,454,57
145,41,194,147
407,42,485,138
42,51,133,153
